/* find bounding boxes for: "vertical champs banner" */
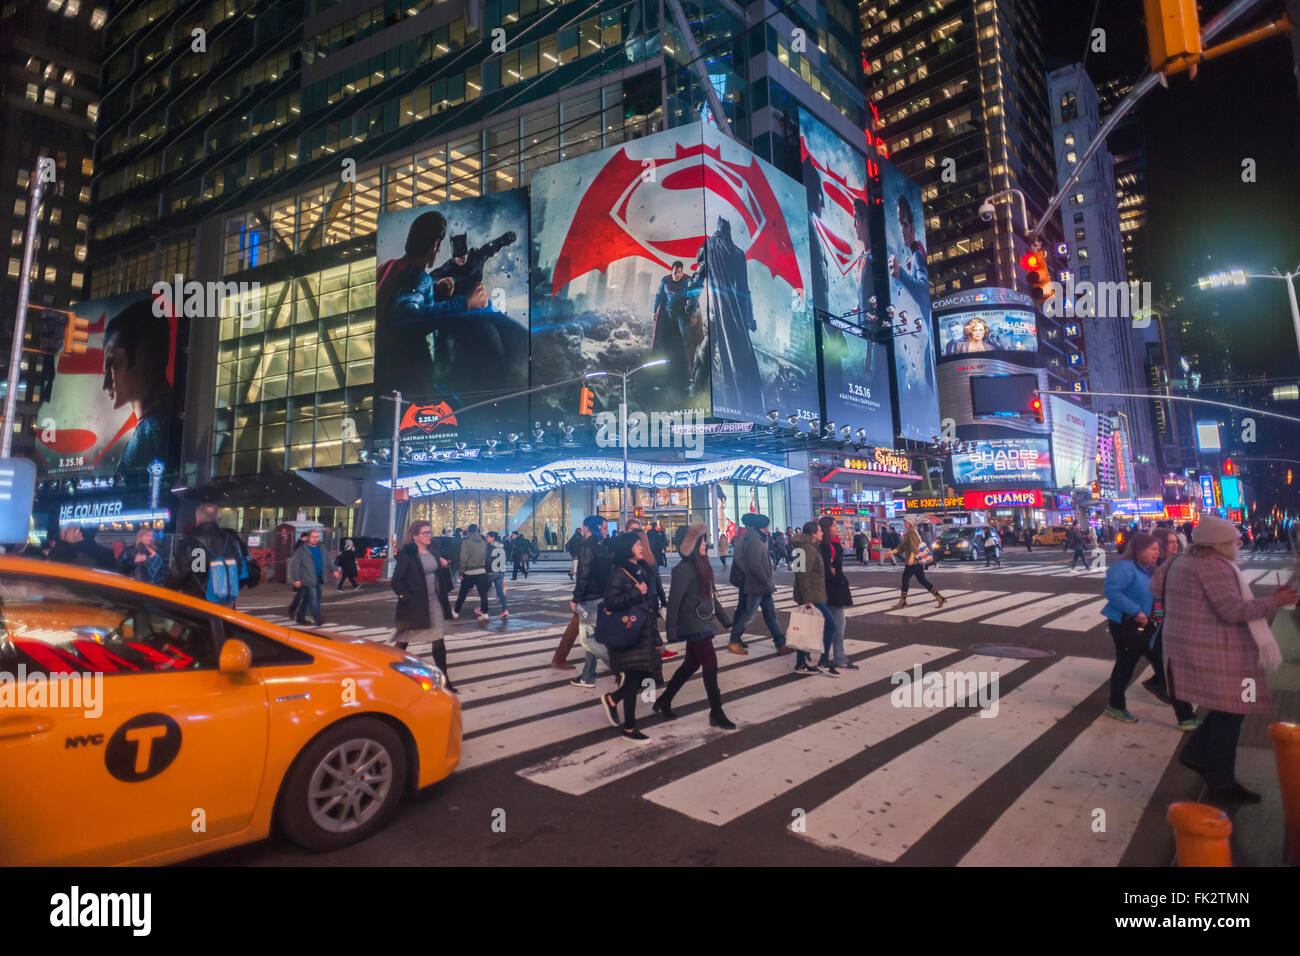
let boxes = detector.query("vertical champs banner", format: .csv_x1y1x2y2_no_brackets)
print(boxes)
530,122,817,426
877,158,940,443
798,106,894,447
35,292,183,478
375,189,530,447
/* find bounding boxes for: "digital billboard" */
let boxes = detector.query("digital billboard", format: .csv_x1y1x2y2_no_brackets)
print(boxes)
938,308,1037,355
375,189,530,447
34,292,183,478
937,357,1049,435
950,438,1053,486
531,123,817,426
1195,420,1222,452
1048,394,1099,488
820,323,894,447
1220,476,1242,508
878,157,940,443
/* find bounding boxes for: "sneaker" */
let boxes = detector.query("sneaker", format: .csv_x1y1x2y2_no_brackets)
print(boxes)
1103,706,1138,723
619,727,650,741
804,663,823,675
475,612,490,622
793,663,815,675
449,610,459,620
822,664,840,678
1178,717,1202,732
569,677,596,688
601,692,620,727
500,610,508,619
660,647,678,659
838,661,860,671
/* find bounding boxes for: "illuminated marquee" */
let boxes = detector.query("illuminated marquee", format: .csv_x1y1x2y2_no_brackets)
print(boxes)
826,448,920,482
963,489,1043,510
382,457,801,498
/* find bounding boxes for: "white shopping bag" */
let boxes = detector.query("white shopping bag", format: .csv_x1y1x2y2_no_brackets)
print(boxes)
785,605,825,654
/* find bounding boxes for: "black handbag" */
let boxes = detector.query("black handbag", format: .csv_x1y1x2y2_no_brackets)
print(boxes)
593,569,649,650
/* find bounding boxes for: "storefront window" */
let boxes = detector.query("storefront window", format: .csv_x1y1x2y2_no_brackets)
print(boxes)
480,492,508,536
454,494,478,531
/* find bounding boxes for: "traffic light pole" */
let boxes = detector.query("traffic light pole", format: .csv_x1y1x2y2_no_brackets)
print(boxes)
2,160,44,458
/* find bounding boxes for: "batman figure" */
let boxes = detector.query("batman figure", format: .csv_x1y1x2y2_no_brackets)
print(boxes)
698,217,764,421
431,230,518,299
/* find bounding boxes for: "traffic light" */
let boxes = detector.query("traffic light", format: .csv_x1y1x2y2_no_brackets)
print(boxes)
1019,250,1054,303
578,386,594,416
1029,396,1044,424
1144,0,1202,76
1288,469,1293,485
1222,458,1234,477
36,308,68,353
1091,480,1100,497
62,312,89,355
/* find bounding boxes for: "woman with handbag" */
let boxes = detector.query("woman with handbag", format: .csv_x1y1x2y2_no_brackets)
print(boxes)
890,515,945,610
818,517,857,671
655,524,736,729
120,527,166,585
598,532,664,741
391,520,457,693
790,521,838,676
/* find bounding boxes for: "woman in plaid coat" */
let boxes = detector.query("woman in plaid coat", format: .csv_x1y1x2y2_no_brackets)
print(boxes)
1149,514,1297,804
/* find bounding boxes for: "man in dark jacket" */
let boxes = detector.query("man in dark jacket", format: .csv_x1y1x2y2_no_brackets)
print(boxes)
853,528,868,565
1067,525,1091,570
77,526,117,570
47,525,95,566
727,513,791,656
455,524,491,621
570,515,613,688
648,522,668,566
168,503,250,607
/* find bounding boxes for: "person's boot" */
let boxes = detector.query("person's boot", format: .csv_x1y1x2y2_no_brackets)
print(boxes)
891,591,907,610
551,614,580,669
703,669,735,729
932,590,946,608
430,639,456,693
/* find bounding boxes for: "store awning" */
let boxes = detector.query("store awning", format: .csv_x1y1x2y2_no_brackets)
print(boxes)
172,470,361,508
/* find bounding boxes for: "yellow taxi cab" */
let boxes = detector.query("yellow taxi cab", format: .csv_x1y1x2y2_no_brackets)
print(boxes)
1032,526,1068,547
0,555,460,866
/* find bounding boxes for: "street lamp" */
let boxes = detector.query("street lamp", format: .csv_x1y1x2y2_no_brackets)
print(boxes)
598,359,668,528
1198,263,1300,359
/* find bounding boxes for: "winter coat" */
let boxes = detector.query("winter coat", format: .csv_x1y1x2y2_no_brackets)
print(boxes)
290,545,323,588
821,539,853,607
895,527,924,565
459,532,488,575
565,531,585,559
638,558,667,612
603,562,662,675
1101,558,1154,623
666,556,733,643
790,533,828,605
717,533,730,557
168,521,247,600
48,540,95,566
335,547,358,576
120,544,165,585
733,527,775,596
1149,551,1277,714
573,534,613,603
392,543,452,631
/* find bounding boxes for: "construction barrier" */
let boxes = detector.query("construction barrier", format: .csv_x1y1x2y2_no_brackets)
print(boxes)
1269,721,1300,863
1167,802,1232,867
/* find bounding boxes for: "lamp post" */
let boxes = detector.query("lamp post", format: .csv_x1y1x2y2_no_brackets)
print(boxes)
1197,264,1300,360
586,359,668,529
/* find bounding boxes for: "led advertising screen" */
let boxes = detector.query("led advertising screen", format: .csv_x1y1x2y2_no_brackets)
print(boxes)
937,357,1049,435
375,189,530,447
35,292,183,478
1048,394,1099,489
950,438,1053,487
970,374,1039,417
1220,476,1242,508
1195,420,1222,452
820,322,894,447
878,158,940,442
938,308,1038,355
531,123,817,426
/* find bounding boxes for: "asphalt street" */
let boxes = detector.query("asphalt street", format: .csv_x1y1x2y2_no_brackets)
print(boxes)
208,548,1300,867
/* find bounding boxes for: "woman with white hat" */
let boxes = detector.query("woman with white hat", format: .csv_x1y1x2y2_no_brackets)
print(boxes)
890,515,945,609
1150,513,1298,805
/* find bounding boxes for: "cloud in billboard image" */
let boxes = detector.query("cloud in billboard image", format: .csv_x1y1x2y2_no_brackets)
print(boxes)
35,292,180,478
951,438,1053,486
938,308,1037,355
879,158,940,443
530,122,817,425
375,190,529,445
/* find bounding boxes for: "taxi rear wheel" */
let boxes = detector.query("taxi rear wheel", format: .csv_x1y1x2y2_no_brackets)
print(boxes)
279,717,409,852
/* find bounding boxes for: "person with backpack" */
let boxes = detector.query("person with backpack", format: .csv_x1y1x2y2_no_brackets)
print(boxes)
597,532,664,741
565,525,586,581
168,503,255,608
726,512,792,657
853,527,867,565
655,523,735,729
454,524,491,622
335,539,360,590
290,528,326,626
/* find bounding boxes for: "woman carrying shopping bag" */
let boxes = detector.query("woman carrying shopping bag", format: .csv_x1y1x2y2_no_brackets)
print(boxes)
655,524,736,728
789,521,838,676
891,515,945,609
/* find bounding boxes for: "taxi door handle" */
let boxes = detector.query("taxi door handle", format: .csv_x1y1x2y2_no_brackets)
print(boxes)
0,716,54,740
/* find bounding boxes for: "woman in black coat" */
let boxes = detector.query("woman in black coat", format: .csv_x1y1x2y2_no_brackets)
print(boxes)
599,532,663,740
655,523,736,728
818,516,857,672
335,539,360,590
391,521,457,691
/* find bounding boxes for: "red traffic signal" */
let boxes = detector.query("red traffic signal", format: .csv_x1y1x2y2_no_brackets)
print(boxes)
1020,250,1054,302
1222,458,1233,476
1029,396,1044,424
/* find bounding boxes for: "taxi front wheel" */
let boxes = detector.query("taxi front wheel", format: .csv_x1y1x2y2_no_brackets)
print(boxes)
278,717,409,852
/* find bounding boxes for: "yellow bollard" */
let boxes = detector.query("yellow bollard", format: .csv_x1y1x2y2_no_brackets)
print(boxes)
1268,722,1300,863
1167,802,1232,867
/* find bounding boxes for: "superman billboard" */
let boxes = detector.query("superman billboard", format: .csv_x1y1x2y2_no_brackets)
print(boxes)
375,189,529,448
530,123,817,425
34,292,184,478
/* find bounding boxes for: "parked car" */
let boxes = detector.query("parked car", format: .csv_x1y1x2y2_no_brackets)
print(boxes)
935,527,982,562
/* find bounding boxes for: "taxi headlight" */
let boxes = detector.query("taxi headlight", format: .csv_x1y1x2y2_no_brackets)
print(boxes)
392,658,447,692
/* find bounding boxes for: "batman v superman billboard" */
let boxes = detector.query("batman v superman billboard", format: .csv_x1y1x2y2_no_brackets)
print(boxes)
529,123,818,426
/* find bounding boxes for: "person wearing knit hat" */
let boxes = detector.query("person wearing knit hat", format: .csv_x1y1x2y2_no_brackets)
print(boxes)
656,523,736,728
727,511,792,656
889,515,945,609
1148,513,1300,805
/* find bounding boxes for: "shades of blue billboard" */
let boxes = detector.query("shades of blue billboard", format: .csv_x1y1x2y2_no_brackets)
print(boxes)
950,438,1053,486
878,158,940,443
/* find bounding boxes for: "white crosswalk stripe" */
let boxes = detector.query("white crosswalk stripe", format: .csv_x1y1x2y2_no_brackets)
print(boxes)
927,591,1049,623
979,592,1095,627
1042,598,1109,632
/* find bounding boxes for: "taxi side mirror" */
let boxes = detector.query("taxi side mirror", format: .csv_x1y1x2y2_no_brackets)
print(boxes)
219,638,252,675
